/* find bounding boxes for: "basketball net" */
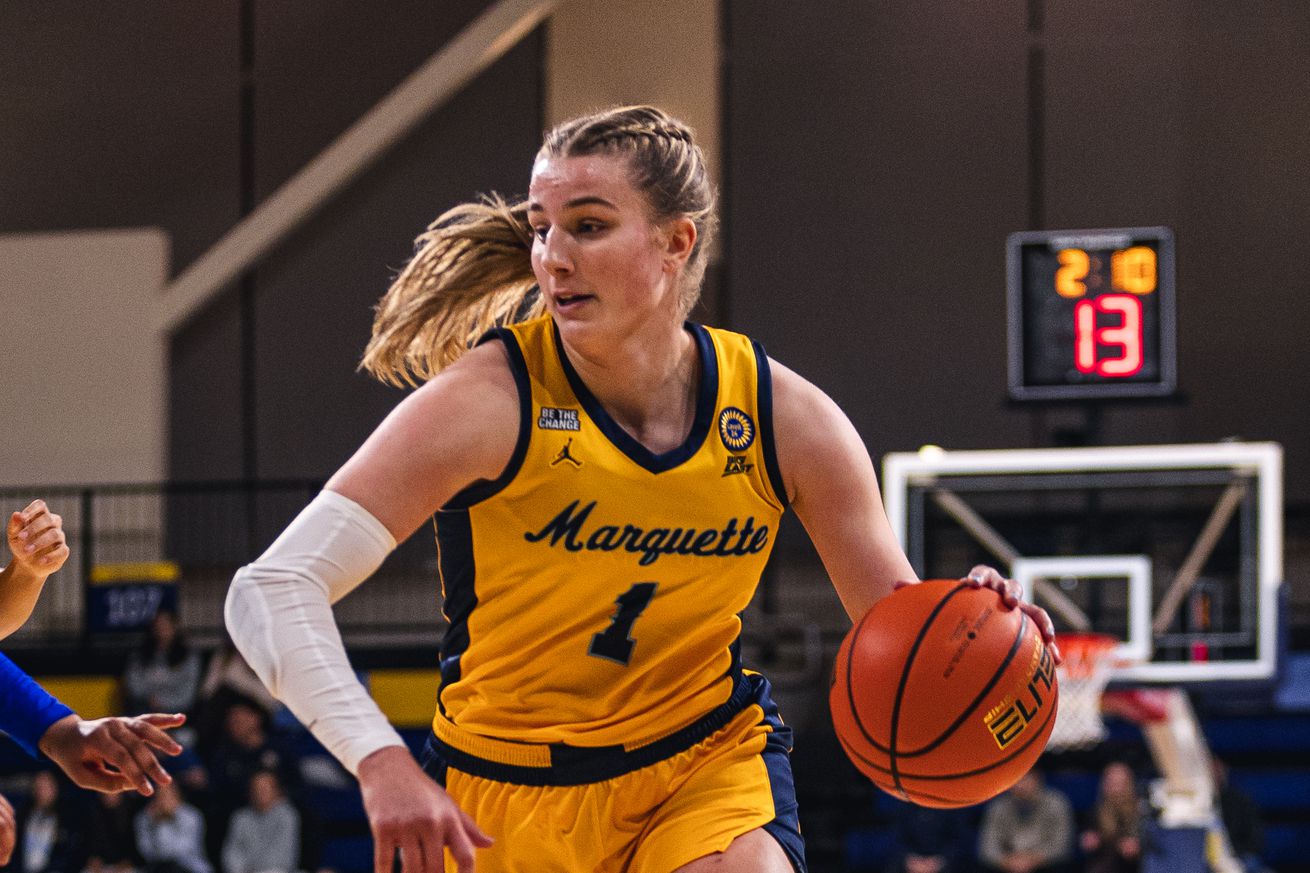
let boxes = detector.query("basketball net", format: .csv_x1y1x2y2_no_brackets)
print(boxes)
1046,632,1121,750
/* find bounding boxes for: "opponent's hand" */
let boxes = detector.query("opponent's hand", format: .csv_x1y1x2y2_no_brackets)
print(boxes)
358,745,493,873
0,793,14,865
7,500,70,575
38,713,185,794
963,565,1062,664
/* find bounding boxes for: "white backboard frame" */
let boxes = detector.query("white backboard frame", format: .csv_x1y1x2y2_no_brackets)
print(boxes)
883,442,1283,683
1012,555,1153,670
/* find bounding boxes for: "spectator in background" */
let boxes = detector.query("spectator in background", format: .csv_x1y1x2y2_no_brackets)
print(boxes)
979,769,1074,873
13,771,82,873
194,642,279,754
205,703,294,865
133,783,209,873
1211,758,1266,873
220,771,299,873
83,791,140,873
1080,761,1142,873
158,745,209,804
121,610,202,725
885,801,974,873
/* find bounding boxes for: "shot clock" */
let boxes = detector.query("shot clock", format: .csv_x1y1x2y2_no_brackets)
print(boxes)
1006,227,1176,401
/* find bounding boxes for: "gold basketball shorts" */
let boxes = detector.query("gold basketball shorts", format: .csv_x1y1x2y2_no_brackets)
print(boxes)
419,672,805,872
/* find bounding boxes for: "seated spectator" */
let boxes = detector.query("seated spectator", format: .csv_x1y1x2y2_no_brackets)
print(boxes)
885,800,974,873
83,792,140,873
121,610,201,730
205,703,295,865
194,642,279,754
158,745,209,803
13,771,82,873
1211,758,1266,873
133,784,210,873
220,771,299,873
979,768,1074,873
1080,761,1143,873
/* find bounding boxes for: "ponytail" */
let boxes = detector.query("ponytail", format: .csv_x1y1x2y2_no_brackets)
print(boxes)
360,194,541,387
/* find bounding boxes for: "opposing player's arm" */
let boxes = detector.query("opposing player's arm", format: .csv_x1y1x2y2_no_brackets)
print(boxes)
770,360,917,622
1,500,71,640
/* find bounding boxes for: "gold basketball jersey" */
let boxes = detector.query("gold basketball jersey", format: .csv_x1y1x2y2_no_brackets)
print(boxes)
432,315,787,747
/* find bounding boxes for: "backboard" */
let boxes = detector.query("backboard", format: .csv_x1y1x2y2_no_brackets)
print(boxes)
882,442,1283,684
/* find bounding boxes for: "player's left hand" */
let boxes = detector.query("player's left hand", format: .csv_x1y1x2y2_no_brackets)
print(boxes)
38,713,186,795
891,569,1063,663
963,565,1062,664
7,500,70,575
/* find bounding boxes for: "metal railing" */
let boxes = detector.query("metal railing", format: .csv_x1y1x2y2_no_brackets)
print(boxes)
0,479,839,692
0,481,444,647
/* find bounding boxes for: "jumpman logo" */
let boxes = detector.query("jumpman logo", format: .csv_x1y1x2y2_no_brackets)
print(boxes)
552,438,582,468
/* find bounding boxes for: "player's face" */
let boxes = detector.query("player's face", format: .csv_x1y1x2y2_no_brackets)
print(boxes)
1102,762,1133,797
528,153,685,348
249,772,280,810
32,772,57,807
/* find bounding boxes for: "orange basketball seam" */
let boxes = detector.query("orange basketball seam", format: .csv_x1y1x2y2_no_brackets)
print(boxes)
831,579,1059,807
840,599,895,755
887,582,972,797
840,591,1033,758
835,693,1057,782
897,611,1031,758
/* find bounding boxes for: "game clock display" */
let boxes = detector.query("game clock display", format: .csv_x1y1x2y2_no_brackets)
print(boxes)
1006,227,1176,401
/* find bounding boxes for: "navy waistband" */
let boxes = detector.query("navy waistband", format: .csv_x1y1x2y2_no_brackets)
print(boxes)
421,674,756,787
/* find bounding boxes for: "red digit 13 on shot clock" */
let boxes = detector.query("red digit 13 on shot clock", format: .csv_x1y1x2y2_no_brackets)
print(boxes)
1006,227,1176,401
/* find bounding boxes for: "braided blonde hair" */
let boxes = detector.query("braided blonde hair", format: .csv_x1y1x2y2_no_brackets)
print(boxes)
361,105,717,386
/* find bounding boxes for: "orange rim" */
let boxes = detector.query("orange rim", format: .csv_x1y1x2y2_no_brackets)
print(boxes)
1053,631,1119,679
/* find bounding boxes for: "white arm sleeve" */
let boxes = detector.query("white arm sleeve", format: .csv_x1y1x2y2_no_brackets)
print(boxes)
224,489,406,775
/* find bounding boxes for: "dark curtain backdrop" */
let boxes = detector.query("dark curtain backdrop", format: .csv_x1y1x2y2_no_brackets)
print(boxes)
4,1,1308,498
724,0,1310,503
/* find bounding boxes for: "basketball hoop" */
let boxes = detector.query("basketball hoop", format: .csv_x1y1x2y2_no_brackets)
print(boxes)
1047,632,1121,750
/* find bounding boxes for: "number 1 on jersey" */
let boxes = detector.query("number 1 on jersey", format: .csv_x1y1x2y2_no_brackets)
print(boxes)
589,582,657,665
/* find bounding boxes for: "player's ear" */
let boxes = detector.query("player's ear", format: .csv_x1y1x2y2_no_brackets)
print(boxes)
660,217,697,274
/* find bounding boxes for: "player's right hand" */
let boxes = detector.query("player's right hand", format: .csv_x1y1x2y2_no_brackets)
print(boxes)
358,745,493,873
38,712,185,794
7,500,70,574
0,793,14,865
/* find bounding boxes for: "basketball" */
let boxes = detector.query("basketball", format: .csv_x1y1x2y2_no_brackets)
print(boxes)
830,578,1058,807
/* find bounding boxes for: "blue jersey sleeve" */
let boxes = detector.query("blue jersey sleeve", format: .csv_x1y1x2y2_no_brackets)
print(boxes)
0,651,74,757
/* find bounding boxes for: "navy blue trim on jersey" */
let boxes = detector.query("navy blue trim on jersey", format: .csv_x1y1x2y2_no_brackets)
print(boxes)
751,339,789,510
442,328,533,510
752,674,807,872
552,320,719,474
433,508,476,716
0,651,74,757
421,671,755,787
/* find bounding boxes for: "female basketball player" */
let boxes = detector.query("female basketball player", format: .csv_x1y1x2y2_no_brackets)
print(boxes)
226,106,1058,873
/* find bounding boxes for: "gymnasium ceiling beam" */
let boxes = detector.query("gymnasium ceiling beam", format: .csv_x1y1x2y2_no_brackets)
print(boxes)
157,0,560,334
